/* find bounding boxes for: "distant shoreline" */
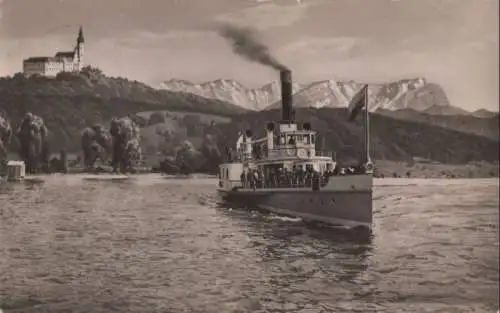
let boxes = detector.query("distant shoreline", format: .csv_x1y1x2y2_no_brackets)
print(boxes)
3,158,497,180
52,161,500,179
4,166,496,180
374,160,499,179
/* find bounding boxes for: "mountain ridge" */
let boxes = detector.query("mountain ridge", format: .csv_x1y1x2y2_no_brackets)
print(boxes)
158,78,302,111
472,108,499,118
158,77,495,117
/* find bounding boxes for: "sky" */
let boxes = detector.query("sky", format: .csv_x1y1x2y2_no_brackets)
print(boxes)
0,0,498,111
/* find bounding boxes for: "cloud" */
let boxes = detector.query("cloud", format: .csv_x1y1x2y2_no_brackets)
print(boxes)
463,39,498,52
279,36,369,59
215,1,317,30
113,30,212,49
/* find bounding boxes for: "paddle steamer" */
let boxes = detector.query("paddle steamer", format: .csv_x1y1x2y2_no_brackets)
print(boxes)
218,70,374,229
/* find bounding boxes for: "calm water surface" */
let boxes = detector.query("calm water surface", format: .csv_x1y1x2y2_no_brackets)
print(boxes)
0,175,498,313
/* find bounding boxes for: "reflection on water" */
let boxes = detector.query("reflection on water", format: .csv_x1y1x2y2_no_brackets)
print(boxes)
216,206,376,312
0,176,498,313
221,205,373,273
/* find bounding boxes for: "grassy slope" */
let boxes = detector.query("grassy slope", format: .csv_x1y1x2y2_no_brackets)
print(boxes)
377,108,499,140
215,108,498,164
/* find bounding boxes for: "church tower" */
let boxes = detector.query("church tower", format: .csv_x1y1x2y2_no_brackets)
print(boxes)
75,26,85,71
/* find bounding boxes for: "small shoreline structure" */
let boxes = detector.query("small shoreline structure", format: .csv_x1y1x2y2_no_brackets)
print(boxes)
0,160,45,184
217,69,375,230
3,160,26,182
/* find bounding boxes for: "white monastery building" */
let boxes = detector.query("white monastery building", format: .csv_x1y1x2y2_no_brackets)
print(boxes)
23,27,85,77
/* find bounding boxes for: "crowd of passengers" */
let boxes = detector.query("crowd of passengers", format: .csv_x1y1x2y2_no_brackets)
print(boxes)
240,164,367,189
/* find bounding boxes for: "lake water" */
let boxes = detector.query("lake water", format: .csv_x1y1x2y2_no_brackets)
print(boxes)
0,175,498,313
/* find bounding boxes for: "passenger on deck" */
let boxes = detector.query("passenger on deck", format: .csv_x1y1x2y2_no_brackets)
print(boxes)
322,170,332,185
253,169,259,189
358,164,367,174
300,170,306,186
240,171,246,188
272,169,279,188
333,165,340,176
258,169,264,188
312,170,320,191
284,168,293,187
266,170,276,188
292,166,299,186
239,165,358,189
246,170,254,189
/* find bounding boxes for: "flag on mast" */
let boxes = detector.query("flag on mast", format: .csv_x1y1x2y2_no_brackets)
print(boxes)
235,131,244,150
347,84,368,121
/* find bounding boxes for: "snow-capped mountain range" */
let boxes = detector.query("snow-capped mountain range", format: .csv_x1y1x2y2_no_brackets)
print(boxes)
158,78,302,111
263,78,451,112
158,77,491,116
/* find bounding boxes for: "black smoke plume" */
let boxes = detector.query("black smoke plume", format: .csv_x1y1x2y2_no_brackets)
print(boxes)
218,24,288,71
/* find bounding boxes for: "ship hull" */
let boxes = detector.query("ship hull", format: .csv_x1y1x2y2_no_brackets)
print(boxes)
218,188,373,229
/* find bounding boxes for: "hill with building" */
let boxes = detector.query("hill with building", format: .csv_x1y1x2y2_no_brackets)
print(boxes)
23,27,86,77
0,70,497,176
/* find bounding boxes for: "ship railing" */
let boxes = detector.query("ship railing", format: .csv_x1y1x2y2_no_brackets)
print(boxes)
314,150,335,157
240,175,332,190
240,147,335,161
240,167,370,190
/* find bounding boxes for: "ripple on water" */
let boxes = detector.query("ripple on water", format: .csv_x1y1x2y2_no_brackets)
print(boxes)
0,176,498,313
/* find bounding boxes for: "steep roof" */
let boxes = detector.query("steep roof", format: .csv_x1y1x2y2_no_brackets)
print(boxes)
55,51,75,58
23,56,55,62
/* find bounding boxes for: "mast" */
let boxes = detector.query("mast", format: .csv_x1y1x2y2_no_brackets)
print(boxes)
363,86,371,165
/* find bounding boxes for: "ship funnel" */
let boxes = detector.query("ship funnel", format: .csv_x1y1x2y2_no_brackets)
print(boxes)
280,70,293,123
266,122,274,151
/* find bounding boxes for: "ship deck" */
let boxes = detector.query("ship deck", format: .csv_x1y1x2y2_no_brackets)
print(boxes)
219,187,370,194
